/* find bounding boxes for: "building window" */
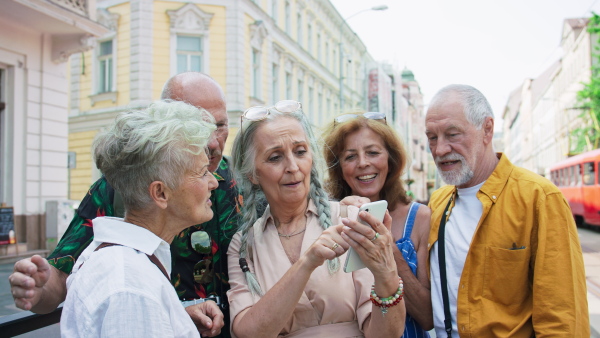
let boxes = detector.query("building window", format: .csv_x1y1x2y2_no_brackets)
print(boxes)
308,85,314,115
252,49,261,99
317,33,321,62
297,79,303,103
297,13,302,44
177,35,202,73
286,72,292,99
285,1,291,35
97,40,114,93
167,4,213,77
272,0,278,24
333,49,337,76
325,42,329,68
318,92,323,124
272,64,279,103
307,24,312,54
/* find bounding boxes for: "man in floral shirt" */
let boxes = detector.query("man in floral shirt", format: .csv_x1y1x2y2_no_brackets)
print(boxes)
9,72,240,338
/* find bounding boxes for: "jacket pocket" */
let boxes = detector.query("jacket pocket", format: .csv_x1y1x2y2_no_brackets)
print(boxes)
483,246,530,306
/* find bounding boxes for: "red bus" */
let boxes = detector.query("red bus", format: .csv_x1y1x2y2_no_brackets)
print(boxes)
549,148,600,227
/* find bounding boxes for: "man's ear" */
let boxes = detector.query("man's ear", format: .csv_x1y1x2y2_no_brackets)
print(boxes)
482,117,494,145
149,181,169,210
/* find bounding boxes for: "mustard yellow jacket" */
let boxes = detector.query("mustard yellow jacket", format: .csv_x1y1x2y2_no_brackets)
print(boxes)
428,153,589,337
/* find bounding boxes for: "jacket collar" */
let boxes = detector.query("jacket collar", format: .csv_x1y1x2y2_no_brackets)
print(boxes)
478,153,513,204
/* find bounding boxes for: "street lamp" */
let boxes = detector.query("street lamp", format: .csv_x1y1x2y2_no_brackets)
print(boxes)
338,5,388,112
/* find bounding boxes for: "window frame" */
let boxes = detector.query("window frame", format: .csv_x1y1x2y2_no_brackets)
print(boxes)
175,35,203,74
93,36,117,94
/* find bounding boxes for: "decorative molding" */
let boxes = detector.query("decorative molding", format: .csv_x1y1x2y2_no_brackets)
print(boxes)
96,8,120,32
89,91,117,106
167,3,214,33
167,3,213,76
297,66,306,79
51,34,95,63
250,20,268,50
297,0,306,10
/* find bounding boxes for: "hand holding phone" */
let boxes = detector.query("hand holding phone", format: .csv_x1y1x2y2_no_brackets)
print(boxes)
343,200,388,273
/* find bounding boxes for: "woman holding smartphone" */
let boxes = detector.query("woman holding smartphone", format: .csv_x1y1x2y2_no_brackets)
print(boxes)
227,101,405,337
323,112,433,337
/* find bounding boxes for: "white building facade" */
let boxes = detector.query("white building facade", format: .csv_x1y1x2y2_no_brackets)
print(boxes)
502,18,595,176
0,0,107,250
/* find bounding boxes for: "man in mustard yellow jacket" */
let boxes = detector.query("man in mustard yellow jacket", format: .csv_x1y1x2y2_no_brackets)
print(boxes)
425,84,589,337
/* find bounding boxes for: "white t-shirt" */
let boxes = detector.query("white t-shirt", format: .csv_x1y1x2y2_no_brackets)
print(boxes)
430,182,484,338
61,217,200,338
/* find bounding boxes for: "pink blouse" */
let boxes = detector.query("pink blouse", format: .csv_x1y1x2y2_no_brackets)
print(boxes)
227,200,374,337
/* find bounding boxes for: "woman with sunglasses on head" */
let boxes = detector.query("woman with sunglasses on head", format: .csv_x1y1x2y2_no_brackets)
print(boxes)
323,112,433,337
226,100,405,337
61,100,222,337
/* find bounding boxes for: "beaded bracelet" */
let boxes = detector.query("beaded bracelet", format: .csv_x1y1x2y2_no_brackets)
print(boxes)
369,277,404,316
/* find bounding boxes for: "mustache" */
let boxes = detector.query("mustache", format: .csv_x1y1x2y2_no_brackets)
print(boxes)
435,153,465,163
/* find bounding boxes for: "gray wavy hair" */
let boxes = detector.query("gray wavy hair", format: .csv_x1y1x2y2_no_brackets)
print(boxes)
429,84,494,129
231,110,336,296
93,100,216,211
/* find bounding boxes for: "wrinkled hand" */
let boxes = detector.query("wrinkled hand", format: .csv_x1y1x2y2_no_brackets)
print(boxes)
185,301,225,337
339,195,371,208
8,255,52,311
303,224,350,270
341,211,397,279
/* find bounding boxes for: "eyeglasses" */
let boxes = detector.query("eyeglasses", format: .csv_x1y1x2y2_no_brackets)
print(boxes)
240,100,303,133
333,112,387,126
191,230,214,284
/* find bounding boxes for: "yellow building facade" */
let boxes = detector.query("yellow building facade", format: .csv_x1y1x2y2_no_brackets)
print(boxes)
69,0,374,200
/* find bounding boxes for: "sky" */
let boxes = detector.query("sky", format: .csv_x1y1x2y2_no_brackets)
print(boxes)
330,0,600,130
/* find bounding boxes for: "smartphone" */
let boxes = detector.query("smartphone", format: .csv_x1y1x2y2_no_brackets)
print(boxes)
343,200,388,273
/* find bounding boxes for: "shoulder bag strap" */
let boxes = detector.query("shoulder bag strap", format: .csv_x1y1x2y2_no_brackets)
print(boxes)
94,242,170,281
438,196,454,338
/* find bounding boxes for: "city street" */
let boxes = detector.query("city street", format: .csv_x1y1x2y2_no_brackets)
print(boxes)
1,226,600,336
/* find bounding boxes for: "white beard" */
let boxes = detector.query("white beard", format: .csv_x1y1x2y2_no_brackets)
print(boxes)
436,152,475,186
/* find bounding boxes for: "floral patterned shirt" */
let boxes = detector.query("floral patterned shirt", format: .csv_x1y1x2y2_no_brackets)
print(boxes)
48,157,240,337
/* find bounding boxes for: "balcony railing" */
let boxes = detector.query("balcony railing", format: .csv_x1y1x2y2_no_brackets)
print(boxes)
50,0,87,16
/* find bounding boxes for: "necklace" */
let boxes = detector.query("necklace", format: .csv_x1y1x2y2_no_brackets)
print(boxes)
277,227,306,240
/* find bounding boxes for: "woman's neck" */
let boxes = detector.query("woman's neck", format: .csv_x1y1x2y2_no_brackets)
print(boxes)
125,209,178,244
269,199,309,234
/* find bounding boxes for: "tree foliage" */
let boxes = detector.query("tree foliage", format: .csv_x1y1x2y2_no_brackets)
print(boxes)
573,13,600,153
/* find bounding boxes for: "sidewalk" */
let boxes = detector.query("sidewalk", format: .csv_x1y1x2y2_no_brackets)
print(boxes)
584,244,600,337
0,243,48,265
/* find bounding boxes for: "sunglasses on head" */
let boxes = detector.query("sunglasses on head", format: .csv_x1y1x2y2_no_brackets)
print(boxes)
241,100,303,133
333,112,387,126
190,230,214,284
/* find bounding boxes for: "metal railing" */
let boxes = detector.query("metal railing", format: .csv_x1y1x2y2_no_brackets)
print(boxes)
0,306,62,337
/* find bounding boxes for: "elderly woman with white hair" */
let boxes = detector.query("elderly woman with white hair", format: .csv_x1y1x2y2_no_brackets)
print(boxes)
61,100,219,337
227,100,406,337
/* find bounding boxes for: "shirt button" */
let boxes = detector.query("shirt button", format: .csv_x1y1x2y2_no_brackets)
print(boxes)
492,195,497,199
461,284,464,289
462,325,465,331
428,243,431,248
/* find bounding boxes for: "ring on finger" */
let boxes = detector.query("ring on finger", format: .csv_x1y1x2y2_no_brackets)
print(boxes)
330,242,340,251
370,232,380,242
